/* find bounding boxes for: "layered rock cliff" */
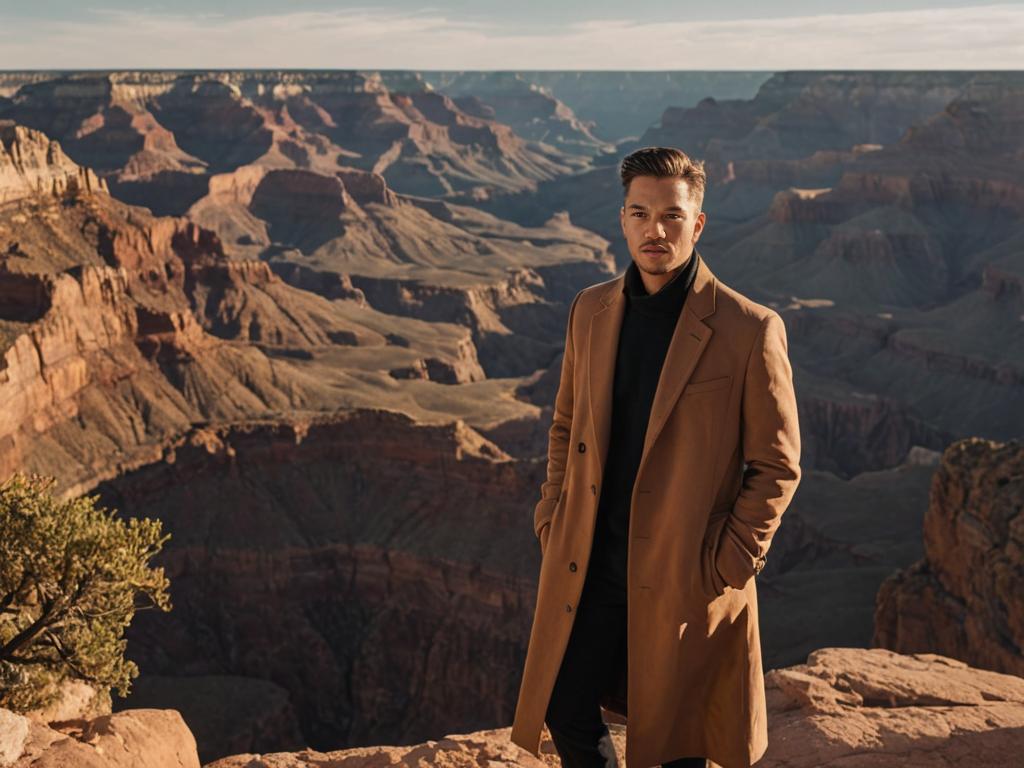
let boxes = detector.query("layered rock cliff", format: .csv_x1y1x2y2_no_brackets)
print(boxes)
0,121,107,204
424,71,769,143
0,118,612,494
0,118,586,759
642,71,973,169
0,71,589,209
92,409,544,760
2,74,619,380
874,437,1024,676
418,72,613,157
664,73,1024,474
193,164,614,376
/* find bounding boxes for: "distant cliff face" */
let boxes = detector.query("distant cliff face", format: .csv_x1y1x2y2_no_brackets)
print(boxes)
0,125,376,491
485,71,1024,478
0,73,618,382
422,70,771,144
93,409,545,757
0,121,107,203
0,71,589,209
0,117,603,759
874,437,1024,676
415,71,613,156
642,71,974,168
0,115,615,495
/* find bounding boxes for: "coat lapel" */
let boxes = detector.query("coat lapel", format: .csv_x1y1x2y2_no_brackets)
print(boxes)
586,250,718,481
587,281,624,482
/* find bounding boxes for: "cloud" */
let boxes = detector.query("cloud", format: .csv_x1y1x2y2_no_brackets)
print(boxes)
0,4,1021,69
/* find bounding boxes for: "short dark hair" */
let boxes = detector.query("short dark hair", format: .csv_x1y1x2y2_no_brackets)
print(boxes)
619,146,706,207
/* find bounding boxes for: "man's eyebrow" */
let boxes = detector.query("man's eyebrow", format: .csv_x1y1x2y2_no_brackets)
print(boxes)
627,204,687,213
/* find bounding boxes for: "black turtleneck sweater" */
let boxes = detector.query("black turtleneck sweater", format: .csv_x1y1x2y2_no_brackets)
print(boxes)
583,250,700,602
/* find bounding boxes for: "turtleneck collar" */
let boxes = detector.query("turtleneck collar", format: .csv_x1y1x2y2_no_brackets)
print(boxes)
623,249,699,316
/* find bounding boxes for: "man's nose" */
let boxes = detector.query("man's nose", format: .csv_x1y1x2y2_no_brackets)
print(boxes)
644,219,666,239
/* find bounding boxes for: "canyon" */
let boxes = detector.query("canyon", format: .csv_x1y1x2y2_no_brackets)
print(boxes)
0,69,1022,764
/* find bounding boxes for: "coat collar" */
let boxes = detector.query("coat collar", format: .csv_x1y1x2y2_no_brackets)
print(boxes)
623,249,699,316
588,248,718,484
598,247,716,319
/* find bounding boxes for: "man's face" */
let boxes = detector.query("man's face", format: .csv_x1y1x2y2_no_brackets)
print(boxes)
619,175,706,275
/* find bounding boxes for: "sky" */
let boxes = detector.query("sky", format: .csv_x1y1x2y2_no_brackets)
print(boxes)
0,1,1022,70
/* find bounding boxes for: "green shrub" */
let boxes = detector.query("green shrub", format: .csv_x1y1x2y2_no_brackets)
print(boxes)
0,472,172,712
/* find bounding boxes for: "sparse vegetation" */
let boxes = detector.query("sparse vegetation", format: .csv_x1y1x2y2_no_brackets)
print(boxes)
0,472,172,712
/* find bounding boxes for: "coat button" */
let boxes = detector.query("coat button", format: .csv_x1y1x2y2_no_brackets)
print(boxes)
578,441,586,453
590,484,597,495
569,562,577,572
566,604,573,612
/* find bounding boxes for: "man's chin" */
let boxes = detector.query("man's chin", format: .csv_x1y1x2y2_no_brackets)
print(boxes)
635,247,696,273
635,253,675,273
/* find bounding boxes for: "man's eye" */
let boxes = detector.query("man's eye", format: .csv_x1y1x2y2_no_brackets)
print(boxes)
631,212,645,217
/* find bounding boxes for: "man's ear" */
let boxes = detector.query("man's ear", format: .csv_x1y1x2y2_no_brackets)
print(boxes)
692,211,707,243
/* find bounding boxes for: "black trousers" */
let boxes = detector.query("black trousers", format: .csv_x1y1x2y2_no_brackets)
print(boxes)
545,576,707,768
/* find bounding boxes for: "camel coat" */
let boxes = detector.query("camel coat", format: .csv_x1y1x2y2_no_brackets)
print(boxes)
509,251,801,768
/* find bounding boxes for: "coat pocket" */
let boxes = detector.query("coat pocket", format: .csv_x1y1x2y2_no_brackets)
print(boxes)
683,375,732,396
699,503,732,600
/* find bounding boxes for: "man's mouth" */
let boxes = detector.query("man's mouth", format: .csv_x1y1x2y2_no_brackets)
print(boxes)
642,247,668,253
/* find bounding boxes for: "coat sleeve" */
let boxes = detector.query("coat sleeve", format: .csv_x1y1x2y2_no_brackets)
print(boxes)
714,311,802,590
535,290,583,547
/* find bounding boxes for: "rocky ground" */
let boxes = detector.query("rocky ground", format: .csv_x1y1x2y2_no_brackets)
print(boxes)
5,647,1024,767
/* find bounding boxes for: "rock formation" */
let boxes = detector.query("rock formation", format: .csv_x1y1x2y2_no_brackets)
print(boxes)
417,72,613,157
642,71,972,168
0,71,588,209
874,437,1024,677
89,409,544,761
0,118,612,758
10,647,1020,767
0,116,613,488
115,675,305,765
0,706,200,768
198,647,1024,767
2,73,620,378
0,121,106,204
487,71,1024,477
756,646,1024,767
181,160,616,378
424,71,770,144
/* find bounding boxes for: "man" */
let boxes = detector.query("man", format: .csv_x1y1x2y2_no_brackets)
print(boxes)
509,147,802,768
